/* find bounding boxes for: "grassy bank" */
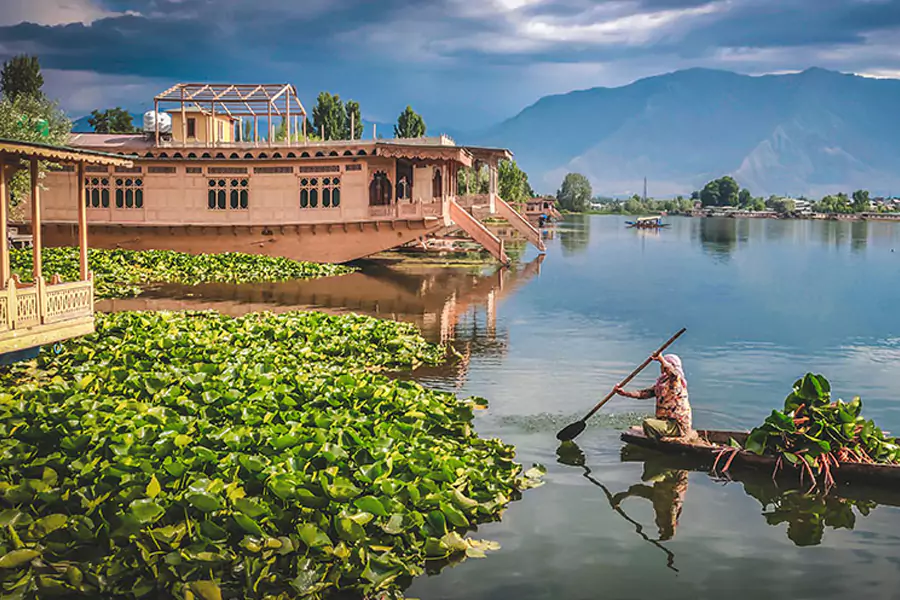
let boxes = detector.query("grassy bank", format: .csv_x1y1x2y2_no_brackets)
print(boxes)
0,311,540,599
10,248,354,299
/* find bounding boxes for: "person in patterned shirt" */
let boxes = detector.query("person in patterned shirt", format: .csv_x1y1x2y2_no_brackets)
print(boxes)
613,354,693,441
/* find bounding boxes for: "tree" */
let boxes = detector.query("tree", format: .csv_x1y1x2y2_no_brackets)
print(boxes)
0,93,71,209
497,160,533,206
738,188,752,207
1,55,44,101
717,176,740,206
345,100,363,140
87,107,135,133
750,197,766,211
394,105,426,138
556,173,592,212
311,92,347,141
700,180,720,207
771,198,796,214
852,189,870,213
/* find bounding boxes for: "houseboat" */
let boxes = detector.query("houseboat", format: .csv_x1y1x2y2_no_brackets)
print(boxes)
626,216,669,229
1,138,133,362
525,197,561,225
31,83,543,265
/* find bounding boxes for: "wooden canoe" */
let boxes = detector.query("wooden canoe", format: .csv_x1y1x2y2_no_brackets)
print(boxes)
620,426,900,487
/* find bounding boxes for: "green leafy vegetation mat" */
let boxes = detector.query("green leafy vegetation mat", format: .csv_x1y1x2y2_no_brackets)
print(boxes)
0,311,540,599
734,373,899,490
10,248,353,299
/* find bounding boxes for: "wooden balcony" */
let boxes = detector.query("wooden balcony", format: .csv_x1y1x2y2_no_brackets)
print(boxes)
0,138,132,360
0,277,95,353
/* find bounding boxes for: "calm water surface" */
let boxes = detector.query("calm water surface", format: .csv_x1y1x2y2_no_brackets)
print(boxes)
104,215,900,599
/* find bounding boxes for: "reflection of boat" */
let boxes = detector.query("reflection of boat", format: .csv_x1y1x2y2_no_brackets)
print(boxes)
626,216,669,229
621,427,900,487
619,444,893,548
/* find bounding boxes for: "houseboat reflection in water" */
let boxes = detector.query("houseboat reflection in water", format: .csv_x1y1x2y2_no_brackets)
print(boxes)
97,254,545,386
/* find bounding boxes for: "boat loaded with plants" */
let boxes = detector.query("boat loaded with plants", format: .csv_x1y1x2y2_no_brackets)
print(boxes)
9,247,353,299
0,311,543,599
623,374,900,491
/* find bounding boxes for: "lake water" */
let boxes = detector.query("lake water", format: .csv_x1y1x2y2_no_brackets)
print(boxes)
104,215,900,599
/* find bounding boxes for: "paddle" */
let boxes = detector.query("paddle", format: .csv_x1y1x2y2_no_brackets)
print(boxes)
555,327,687,441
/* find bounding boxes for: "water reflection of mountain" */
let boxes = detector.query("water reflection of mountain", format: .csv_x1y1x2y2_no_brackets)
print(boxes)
619,444,897,548
96,255,546,386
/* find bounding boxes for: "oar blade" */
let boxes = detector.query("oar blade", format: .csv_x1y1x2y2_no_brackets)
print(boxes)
556,420,586,441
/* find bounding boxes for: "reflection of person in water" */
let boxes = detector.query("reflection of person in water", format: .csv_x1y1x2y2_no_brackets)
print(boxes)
612,463,689,541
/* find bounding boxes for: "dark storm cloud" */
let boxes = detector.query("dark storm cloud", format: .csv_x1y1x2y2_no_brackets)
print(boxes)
1,0,899,126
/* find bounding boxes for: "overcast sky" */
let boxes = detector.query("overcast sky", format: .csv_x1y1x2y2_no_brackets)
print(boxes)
2,0,899,130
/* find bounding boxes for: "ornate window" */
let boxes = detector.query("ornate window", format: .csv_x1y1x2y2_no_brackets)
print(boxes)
84,177,110,208
208,178,248,210
369,171,392,206
299,177,322,209
322,177,341,208
114,178,144,209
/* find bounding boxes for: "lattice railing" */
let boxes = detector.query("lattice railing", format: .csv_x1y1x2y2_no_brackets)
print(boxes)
44,281,94,324
0,277,94,332
368,205,394,218
15,287,40,328
422,201,444,217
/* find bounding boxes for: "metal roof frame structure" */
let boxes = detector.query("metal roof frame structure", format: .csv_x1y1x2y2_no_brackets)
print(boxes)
152,83,307,146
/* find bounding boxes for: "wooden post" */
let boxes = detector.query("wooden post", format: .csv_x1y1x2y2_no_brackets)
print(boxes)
302,116,306,141
154,99,160,146
286,96,291,144
77,162,88,281
254,116,259,144
211,101,216,146
350,112,355,141
30,158,42,283
0,162,8,285
181,87,187,146
267,102,272,146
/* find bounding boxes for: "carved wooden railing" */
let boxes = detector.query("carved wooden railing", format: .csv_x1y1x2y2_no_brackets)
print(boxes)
0,295,7,332
368,205,395,219
44,280,94,324
422,201,444,217
1,277,94,332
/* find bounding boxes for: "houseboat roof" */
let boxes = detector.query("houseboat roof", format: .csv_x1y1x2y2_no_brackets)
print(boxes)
65,133,509,168
165,107,239,120
636,215,663,221
0,137,134,166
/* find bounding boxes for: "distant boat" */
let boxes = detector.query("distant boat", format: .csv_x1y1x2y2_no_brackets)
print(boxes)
626,215,669,229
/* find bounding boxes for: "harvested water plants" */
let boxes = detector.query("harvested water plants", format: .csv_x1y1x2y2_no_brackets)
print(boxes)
0,311,540,598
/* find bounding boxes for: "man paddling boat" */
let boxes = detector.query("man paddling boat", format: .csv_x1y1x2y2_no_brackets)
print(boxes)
614,354,693,441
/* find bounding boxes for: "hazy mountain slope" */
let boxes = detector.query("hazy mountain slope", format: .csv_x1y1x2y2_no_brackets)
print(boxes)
477,68,900,197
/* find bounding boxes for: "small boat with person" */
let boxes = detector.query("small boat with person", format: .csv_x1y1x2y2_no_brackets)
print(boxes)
625,215,669,229
620,428,900,487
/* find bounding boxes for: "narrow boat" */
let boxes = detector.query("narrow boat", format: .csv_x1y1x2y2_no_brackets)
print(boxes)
620,426,900,486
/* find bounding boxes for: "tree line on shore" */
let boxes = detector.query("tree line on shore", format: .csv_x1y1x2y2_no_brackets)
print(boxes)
553,172,894,215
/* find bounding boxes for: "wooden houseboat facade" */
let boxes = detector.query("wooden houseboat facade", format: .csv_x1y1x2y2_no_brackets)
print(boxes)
31,83,542,264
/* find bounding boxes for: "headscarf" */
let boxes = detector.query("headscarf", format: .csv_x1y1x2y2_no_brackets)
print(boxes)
658,354,685,383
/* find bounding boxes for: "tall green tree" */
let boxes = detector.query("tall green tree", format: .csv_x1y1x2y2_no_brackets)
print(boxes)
311,92,347,141
497,160,533,206
345,100,363,140
0,55,44,101
700,180,720,207
394,106,426,138
717,176,740,206
852,189,870,212
87,107,136,133
556,173,592,212
738,188,752,207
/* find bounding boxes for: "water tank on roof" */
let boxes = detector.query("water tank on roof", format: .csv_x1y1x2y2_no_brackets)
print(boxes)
142,111,172,134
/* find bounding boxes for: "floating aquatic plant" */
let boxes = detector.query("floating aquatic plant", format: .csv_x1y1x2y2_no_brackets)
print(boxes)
715,374,899,491
0,311,541,598
9,247,354,299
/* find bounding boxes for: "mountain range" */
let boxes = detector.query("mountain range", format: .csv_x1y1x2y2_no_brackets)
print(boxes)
470,67,900,198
